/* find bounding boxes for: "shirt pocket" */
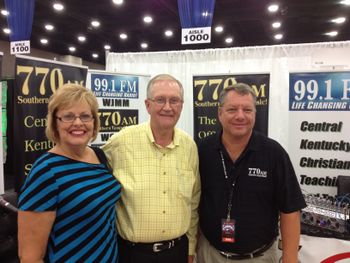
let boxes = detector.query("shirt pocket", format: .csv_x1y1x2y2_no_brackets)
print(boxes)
178,169,195,202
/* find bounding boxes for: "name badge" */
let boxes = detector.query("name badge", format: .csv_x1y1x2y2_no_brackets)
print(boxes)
221,218,236,243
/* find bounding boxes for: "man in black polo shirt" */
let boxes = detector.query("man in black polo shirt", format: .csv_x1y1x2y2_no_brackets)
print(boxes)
196,83,306,263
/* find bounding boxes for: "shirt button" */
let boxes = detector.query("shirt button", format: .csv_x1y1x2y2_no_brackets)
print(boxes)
162,230,165,233
163,153,166,157
163,191,166,194
163,172,166,175
163,211,166,214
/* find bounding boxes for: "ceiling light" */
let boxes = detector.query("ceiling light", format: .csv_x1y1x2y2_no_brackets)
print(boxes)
331,17,346,24
104,44,111,50
53,2,64,11
215,26,224,33
268,4,279,12
45,24,54,31
77,35,86,42
274,33,283,40
325,31,338,37
91,20,100,28
68,46,76,52
3,28,11,34
92,53,99,58
141,42,148,49
1,9,9,16
225,37,233,44
40,38,48,44
202,11,209,17
119,33,128,39
340,0,350,5
143,16,153,23
164,30,173,37
112,0,124,5
272,22,281,28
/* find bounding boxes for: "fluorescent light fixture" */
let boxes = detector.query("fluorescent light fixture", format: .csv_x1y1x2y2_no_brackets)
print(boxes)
215,26,224,33
268,4,279,12
92,53,99,58
340,0,350,5
104,44,111,50
68,46,76,52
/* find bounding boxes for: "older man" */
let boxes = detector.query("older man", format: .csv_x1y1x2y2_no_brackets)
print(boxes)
103,74,200,263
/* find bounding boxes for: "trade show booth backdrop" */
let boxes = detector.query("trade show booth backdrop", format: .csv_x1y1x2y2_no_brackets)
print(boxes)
1,40,349,262
106,41,350,197
11,55,88,192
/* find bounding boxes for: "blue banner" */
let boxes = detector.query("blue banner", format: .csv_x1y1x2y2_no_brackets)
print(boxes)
289,72,350,111
90,74,139,98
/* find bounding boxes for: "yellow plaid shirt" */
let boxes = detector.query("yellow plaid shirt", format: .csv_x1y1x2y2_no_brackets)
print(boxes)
102,122,200,254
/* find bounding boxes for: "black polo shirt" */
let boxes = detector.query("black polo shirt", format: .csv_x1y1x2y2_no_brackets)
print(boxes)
198,131,306,254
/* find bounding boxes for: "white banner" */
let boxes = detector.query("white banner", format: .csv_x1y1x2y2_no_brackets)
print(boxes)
289,71,350,196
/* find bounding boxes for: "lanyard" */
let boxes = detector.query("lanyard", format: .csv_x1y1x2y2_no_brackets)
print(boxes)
219,150,235,220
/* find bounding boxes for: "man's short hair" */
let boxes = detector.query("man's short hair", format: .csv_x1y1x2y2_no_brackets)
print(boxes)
147,74,184,100
218,83,257,107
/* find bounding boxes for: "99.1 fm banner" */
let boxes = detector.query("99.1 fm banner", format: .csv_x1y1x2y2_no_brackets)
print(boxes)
193,74,270,142
87,70,150,147
288,71,350,195
12,55,87,191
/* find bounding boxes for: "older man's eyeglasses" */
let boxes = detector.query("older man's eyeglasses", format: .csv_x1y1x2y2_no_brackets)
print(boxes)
149,97,183,106
56,114,94,123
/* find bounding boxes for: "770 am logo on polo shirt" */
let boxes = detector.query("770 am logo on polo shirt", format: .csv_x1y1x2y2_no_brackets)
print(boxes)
248,168,267,178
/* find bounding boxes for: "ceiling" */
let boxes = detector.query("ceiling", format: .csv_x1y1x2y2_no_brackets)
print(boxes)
1,0,350,65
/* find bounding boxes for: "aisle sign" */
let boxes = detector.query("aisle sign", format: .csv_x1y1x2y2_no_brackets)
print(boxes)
10,40,30,54
181,27,211,45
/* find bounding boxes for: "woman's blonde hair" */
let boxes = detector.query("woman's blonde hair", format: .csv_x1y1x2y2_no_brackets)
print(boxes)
45,84,100,143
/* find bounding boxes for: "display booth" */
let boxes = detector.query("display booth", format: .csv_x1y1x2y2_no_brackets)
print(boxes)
107,41,350,262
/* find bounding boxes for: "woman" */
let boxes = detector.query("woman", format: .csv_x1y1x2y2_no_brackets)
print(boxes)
18,84,121,262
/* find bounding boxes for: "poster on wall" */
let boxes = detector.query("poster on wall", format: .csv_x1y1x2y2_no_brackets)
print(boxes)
193,74,270,142
86,70,150,147
289,71,350,196
13,55,88,191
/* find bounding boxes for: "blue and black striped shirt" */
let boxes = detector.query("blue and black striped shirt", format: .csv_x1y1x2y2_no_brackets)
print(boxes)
19,152,121,262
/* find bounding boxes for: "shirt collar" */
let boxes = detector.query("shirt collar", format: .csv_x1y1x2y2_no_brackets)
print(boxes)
214,130,261,152
145,122,179,149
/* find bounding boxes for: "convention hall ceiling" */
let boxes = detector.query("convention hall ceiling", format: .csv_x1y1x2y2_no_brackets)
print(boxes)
0,0,349,65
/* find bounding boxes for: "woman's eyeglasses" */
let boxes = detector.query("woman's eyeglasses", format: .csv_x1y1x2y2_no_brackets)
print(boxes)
56,114,94,123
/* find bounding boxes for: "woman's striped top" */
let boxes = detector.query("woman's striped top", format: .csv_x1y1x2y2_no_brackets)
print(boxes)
19,152,121,262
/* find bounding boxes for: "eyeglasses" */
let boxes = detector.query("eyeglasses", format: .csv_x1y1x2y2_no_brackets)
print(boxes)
149,97,183,106
56,114,94,123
